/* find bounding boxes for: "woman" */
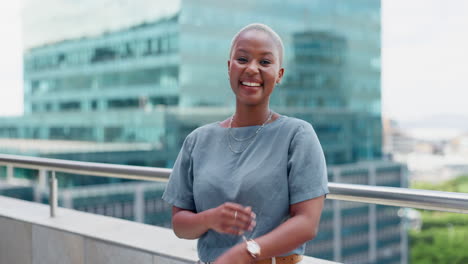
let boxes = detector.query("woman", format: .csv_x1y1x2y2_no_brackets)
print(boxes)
162,23,329,264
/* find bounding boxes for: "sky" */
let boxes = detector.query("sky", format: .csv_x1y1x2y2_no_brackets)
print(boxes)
0,0,467,124
0,2,23,116
382,0,468,122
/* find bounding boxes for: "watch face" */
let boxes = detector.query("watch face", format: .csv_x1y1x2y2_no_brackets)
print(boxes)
247,241,260,255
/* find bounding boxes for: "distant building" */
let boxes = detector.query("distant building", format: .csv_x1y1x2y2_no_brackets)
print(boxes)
382,118,416,156
447,133,468,156
278,31,347,108
1,0,382,166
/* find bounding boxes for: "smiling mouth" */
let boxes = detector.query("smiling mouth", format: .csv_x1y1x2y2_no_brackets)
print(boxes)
241,81,262,87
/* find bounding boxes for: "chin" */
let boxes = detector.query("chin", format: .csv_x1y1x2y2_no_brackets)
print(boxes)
236,96,268,107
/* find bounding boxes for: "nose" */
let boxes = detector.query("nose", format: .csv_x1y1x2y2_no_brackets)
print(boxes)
245,61,259,75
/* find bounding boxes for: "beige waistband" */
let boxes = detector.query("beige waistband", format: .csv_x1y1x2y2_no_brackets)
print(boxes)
198,254,302,264
256,254,303,264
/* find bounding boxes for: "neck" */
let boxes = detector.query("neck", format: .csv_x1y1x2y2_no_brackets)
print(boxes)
232,105,271,127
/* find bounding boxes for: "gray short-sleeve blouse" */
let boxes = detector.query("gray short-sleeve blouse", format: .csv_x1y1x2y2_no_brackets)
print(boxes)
162,115,329,262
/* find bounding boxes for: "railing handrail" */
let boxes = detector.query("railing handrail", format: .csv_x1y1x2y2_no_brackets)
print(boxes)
1,153,468,214
0,153,171,181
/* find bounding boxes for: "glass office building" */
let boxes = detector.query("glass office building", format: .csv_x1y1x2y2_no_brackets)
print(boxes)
5,0,383,166
0,1,406,263
178,0,382,163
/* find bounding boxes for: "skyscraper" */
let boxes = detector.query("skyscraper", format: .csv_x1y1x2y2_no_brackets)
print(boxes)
2,0,383,166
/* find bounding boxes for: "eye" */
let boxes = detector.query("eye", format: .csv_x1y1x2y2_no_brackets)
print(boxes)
260,59,271,65
236,57,248,63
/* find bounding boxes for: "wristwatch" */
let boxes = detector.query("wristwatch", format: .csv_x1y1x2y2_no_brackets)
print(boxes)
246,239,261,259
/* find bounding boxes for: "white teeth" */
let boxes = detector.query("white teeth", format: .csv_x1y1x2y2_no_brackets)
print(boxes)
242,82,261,87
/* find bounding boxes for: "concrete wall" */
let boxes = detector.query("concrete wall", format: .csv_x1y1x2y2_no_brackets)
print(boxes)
0,196,195,264
0,220,195,264
0,196,338,264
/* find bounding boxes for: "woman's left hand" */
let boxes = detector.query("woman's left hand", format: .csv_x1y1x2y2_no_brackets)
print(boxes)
214,244,253,264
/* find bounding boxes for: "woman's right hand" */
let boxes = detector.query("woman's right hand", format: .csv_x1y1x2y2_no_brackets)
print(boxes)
204,202,256,235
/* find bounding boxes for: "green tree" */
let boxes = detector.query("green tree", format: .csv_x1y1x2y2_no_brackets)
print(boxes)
410,175,468,264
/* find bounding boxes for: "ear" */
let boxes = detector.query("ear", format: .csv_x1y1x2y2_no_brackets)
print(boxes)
276,67,285,84
227,60,231,70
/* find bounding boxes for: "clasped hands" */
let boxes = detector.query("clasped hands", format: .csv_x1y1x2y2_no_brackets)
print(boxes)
206,202,256,236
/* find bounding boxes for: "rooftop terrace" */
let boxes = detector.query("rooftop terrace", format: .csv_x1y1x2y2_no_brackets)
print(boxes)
1,154,467,263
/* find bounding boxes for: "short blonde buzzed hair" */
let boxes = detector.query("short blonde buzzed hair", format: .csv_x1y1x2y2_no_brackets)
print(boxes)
229,23,284,66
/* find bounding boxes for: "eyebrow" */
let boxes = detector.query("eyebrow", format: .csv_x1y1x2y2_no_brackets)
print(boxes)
236,49,275,57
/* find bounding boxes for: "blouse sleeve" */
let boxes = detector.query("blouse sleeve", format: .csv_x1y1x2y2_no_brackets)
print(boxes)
162,134,196,211
287,123,329,205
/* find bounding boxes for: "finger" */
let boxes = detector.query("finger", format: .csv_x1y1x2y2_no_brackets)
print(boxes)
232,212,249,224
223,203,254,216
219,223,241,234
222,204,256,225
233,215,255,230
229,204,255,216
223,202,245,211
242,219,256,231
231,216,255,231
221,205,245,221
235,209,255,222
227,207,245,221
223,226,244,236
249,220,256,231
221,207,238,221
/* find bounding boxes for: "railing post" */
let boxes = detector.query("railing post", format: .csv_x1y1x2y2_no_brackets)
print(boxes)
38,169,48,189
6,165,14,183
134,184,145,223
400,165,409,264
332,168,342,262
368,165,377,264
62,190,73,209
49,171,58,217
34,169,48,202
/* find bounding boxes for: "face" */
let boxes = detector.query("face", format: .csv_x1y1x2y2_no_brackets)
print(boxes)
228,30,284,107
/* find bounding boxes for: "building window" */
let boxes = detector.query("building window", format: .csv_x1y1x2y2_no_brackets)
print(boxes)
168,33,179,52
91,100,98,110
150,96,179,106
32,128,40,138
134,39,147,57
49,127,93,140
0,127,18,137
123,42,135,58
91,47,117,63
152,38,161,54
49,127,66,140
108,98,139,109
69,127,94,140
143,39,152,56
104,126,123,142
160,36,169,53
31,103,40,112
59,101,81,111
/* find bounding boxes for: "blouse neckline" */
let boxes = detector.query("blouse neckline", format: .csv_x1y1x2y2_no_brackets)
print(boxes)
216,115,287,129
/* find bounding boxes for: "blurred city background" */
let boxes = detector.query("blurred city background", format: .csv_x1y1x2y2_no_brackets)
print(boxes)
0,0,467,263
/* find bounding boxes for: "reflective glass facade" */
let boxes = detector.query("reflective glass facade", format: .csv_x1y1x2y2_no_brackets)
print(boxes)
179,0,381,114
23,16,179,115
178,0,381,163
12,0,383,165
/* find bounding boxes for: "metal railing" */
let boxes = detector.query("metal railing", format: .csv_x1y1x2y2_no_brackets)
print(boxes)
1,153,468,216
